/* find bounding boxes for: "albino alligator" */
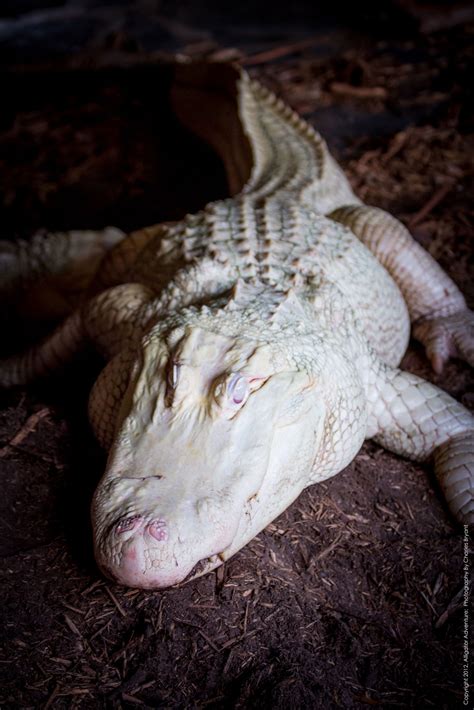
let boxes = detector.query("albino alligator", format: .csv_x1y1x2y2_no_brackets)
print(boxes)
1,63,473,589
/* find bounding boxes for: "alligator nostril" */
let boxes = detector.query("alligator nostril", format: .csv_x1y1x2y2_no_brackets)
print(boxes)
115,515,142,535
147,519,168,542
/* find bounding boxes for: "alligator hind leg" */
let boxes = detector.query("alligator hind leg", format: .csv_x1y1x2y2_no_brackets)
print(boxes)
0,227,125,322
329,205,474,372
0,282,154,388
0,310,85,386
366,358,474,524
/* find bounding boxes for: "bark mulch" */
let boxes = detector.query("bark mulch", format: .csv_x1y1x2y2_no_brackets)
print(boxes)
0,6,472,709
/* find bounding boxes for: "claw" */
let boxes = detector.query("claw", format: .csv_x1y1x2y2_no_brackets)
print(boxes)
413,309,474,373
431,354,445,376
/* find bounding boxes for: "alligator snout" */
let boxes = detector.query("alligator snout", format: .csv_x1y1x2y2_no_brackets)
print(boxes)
99,515,178,588
98,507,234,589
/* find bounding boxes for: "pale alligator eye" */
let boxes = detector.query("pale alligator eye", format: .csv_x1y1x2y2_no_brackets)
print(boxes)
168,361,180,389
172,363,180,387
227,374,249,405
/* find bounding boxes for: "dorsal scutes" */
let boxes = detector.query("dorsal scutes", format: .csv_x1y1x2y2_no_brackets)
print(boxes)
236,70,358,213
237,71,325,202
269,288,307,326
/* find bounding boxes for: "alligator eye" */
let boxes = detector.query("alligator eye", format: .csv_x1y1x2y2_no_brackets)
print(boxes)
227,374,250,406
172,363,180,387
167,361,180,389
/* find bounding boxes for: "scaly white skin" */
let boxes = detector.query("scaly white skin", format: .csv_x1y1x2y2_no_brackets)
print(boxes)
91,286,368,587
1,64,473,588
88,281,473,587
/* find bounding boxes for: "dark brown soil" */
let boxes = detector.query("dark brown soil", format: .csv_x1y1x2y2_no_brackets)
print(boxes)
0,5,473,709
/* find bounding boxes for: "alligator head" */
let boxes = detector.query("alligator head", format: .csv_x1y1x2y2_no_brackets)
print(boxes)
91,289,327,588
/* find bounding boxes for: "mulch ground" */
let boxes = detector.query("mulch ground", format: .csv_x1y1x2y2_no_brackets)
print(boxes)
0,5,473,708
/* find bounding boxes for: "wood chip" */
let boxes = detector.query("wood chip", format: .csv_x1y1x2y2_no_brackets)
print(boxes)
240,36,320,66
63,614,81,636
329,82,388,99
314,533,345,562
435,586,465,628
0,408,50,457
104,586,127,617
121,693,146,706
408,182,454,229
198,630,220,652
44,684,60,710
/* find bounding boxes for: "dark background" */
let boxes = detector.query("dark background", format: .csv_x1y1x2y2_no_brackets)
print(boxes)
0,2,473,708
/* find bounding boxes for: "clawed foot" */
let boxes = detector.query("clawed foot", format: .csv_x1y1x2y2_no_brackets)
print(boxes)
413,309,474,373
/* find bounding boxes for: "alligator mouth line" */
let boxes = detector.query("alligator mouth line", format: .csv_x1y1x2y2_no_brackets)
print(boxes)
183,557,218,584
178,552,226,586
179,489,263,586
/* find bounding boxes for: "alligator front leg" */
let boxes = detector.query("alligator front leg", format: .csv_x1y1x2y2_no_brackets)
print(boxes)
366,360,474,524
0,310,85,386
88,349,135,449
84,282,158,448
329,205,474,372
